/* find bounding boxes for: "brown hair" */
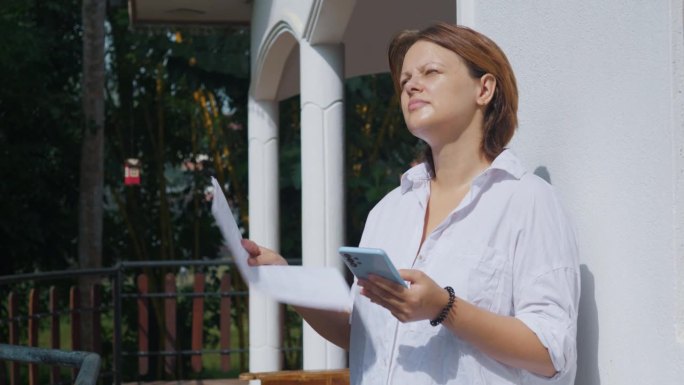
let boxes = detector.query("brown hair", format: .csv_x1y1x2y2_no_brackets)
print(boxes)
388,22,518,167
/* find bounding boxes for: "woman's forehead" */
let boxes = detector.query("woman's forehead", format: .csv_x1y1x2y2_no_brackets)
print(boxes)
402,41,464,71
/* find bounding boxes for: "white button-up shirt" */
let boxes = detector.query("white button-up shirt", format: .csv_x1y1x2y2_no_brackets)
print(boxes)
349,150,580,385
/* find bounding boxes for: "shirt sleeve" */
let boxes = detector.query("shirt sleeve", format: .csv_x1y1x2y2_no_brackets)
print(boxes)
512,178,581,383
516,268,579,383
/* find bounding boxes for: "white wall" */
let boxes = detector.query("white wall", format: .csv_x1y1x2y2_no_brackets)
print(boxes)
465,1,684,384
249,0,684,380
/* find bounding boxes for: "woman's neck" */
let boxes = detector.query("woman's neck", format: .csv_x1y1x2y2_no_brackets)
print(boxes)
430,140,491,191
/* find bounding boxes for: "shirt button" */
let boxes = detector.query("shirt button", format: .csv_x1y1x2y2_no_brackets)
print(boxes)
418,254,425,261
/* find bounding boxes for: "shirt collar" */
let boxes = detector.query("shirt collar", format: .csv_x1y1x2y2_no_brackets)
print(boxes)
485,148,527,180
400,163,431,194
399,149,527,195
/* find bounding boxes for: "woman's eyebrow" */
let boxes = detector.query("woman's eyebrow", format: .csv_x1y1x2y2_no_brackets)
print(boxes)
401,61,444,77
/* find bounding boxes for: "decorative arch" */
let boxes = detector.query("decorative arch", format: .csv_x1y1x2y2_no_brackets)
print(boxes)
252,21,298,100
303,0,356,44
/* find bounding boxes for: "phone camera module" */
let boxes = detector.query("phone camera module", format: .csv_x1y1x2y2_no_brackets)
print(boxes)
343,253,358,268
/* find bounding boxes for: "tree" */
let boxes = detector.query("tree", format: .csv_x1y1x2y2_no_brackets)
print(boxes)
77,0,106,353
0,0,83,276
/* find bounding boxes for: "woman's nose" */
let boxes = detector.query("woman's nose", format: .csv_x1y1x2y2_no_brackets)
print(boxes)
404,76,423,95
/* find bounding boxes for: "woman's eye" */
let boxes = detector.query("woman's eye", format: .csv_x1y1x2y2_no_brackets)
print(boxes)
426,69,438,75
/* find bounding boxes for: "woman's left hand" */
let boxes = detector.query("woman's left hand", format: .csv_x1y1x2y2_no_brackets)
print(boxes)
359,269,450,323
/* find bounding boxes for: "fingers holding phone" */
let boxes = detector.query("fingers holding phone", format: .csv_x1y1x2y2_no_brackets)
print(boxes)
360,269,449,323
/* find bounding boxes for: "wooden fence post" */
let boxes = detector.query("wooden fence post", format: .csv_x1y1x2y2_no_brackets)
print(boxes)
49,287,60,385
220,272,232,372
0,296,6,385
8,292,19,385
28,289,38,385
164,273,177,377
137,274,149,376
92,284,101,355
191,273,205,373
70,286,80,380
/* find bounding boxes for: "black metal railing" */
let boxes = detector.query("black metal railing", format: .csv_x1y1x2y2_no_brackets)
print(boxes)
0,259,261,385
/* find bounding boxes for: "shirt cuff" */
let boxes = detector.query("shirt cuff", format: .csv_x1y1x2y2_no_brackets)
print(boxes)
516,313,576,383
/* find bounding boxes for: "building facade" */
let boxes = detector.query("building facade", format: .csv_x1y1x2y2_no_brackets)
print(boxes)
248,1,684,383
131,0,684,382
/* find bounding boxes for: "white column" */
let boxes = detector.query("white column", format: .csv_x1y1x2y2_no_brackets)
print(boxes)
299,41,347,370
247,95,282,372
456,0,475,27
673,0,684,342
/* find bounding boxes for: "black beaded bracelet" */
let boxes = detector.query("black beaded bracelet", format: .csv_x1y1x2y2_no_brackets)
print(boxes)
430,286,455,326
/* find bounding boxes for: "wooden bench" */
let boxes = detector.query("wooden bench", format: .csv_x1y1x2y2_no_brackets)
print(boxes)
239,369,350,385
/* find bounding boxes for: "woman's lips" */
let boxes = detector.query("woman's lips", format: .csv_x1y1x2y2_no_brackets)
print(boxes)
408,99,428,111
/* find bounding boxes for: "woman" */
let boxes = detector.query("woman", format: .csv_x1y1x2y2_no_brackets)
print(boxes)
242,22,580,385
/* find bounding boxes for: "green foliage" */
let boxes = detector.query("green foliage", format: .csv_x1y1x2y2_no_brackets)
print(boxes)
103,7,250,266
0,0,420,274
0,0,83,276
344,75,424,246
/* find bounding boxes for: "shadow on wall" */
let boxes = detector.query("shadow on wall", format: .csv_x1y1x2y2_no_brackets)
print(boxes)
534,166,600,384
533,166,552,184
576,265,600,385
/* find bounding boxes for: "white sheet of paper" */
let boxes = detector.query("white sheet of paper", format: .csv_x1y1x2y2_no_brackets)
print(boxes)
210,177,352,311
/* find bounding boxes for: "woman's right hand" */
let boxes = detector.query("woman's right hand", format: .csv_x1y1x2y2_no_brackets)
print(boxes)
241,239,288,266
242,238,351,350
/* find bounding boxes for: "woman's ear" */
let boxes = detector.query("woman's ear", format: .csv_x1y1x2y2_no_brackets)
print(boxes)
476,73,496,106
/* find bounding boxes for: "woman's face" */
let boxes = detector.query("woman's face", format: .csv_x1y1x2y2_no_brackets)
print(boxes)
399,41,482,147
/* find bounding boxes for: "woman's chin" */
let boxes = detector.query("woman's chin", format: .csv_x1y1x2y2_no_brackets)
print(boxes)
407,126,437,144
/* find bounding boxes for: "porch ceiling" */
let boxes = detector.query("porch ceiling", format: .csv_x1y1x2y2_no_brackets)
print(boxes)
128,0,252,26
343,0,456,78
276,0,456,100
